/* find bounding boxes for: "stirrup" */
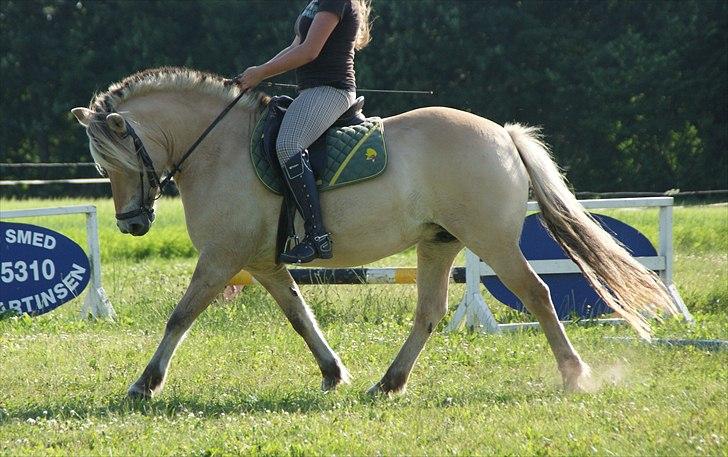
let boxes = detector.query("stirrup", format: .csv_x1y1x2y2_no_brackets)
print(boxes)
284,234,300,253
313,233,333,259
279,233,333,264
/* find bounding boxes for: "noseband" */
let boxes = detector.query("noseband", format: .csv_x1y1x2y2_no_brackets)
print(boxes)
113,89,250,222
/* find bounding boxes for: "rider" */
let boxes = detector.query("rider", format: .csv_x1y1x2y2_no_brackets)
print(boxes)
233,0,371,263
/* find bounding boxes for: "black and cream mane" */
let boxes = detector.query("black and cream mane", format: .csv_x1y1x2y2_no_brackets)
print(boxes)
84,67,265,171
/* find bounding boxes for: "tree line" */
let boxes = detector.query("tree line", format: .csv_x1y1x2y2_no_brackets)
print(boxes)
1,0,725,196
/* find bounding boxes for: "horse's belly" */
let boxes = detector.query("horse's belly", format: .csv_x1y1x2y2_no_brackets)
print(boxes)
301,181,428,267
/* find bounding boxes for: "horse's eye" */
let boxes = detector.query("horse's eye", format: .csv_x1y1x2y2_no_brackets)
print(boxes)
96,164,108,178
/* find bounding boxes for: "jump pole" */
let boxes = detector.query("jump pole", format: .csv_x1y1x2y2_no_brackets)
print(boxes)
229,267,467,286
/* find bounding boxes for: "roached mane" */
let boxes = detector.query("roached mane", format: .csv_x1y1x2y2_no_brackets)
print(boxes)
84,66,266,172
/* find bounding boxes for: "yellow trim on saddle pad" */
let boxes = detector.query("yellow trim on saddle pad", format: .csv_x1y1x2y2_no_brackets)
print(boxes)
329,122,383,186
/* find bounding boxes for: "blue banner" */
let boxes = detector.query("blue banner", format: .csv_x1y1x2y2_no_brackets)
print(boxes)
483,213,658,319
0,221,91,316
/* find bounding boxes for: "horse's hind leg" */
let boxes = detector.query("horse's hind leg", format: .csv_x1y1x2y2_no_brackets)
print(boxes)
128,252,240,399
470,240,592,391
253,266,350,391
368,238,463,395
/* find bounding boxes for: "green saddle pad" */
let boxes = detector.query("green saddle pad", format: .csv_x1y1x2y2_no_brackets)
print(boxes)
250,109,387,195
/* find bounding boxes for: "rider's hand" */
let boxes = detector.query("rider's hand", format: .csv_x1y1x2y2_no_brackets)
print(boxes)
227,66,265,92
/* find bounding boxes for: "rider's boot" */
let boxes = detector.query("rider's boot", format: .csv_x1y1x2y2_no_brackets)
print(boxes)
279,150,333,264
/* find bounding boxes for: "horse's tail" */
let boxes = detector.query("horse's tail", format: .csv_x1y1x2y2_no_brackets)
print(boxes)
504,122,678,340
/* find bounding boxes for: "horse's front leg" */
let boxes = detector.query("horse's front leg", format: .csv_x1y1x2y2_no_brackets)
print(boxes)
128,252,240,399
253,266,351,391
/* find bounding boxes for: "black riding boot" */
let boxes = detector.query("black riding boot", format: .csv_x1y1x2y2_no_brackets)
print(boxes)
279,150,333,264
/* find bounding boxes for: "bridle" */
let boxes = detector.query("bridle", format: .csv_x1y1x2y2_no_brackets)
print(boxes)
112,89,250,222
113,121,162,221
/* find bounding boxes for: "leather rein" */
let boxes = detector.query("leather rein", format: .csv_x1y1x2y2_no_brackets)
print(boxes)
115,89,249,221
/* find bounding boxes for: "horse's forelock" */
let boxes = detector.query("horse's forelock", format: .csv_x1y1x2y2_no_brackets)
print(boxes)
86,116,141,173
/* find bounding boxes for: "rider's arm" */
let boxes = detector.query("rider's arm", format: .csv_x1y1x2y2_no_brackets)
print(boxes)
269,35,302,62
235,11,340,90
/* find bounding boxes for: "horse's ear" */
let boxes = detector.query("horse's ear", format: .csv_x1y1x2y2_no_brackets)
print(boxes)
71,107,94,127
105,113,127,135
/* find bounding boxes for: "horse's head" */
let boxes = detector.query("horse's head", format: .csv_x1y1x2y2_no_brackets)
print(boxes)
71,67,268,236
71,107,163,236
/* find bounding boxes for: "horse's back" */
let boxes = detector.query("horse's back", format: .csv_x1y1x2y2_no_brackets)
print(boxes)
383,106,512,149
381,106,530,213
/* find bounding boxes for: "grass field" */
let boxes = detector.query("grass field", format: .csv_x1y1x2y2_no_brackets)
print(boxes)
1,198,726,456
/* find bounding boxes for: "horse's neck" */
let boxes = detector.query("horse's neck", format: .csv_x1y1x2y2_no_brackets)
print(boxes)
120,90,259,190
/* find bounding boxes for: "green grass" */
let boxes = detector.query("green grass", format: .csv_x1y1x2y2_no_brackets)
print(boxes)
0,198,726,455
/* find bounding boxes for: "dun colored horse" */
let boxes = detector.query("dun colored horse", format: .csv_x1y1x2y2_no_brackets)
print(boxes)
72,67,676,398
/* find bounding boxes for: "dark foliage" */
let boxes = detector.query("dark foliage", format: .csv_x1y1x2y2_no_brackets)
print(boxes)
1,0,726,196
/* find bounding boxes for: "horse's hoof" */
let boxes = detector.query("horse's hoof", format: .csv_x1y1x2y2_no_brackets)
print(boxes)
562,361,594,393
366,382,384,397
366,380,406,397
127,384,154,400
321,364,351,391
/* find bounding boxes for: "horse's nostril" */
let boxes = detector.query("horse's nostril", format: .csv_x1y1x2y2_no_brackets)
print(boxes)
129,222,144,234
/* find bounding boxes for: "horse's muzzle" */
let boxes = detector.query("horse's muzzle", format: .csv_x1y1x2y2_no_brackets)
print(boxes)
117,213,152,236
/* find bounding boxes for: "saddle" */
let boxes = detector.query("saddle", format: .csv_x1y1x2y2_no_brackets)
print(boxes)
260,95,368,186
252,95,387,262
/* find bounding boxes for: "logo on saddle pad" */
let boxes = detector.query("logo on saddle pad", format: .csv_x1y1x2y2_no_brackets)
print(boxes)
365,148,378,162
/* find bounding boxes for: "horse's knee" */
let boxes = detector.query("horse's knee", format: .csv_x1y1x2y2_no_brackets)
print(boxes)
430,302,448,325
414,300,448,332
165,309,193,336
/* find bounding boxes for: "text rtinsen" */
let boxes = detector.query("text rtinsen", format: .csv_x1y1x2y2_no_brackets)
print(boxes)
0,263,87,314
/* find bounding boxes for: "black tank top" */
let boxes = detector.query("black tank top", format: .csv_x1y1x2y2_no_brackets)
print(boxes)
295,0,359,92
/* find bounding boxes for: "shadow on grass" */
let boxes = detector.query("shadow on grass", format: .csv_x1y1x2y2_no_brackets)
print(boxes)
2,392,326,423
1,383,566,423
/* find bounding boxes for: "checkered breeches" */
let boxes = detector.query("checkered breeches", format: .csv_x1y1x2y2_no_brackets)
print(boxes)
276,86,356,165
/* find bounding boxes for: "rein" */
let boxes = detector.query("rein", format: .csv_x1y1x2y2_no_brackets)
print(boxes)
116,89,249,221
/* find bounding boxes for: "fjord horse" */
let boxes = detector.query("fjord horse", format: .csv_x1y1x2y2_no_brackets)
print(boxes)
72,67,676,398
